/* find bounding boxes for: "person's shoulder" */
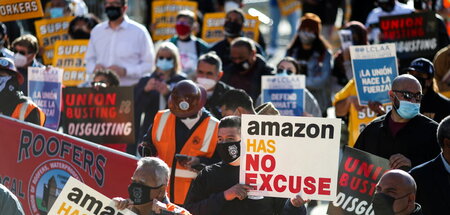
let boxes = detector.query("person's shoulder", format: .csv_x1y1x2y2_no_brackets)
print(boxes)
410,155,440,175
413,114,439,127
395,2,414,12
125,17,150,33
91,21,108,33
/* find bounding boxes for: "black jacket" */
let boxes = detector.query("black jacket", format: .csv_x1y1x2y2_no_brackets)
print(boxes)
184,162,307,215
354,111,440,168
204,81,234,119
410,154,450,215
420,90,450,123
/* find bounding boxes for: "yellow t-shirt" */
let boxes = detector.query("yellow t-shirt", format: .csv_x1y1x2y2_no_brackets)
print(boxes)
333,79,392,147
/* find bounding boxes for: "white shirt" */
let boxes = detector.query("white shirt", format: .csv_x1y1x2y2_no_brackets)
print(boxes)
177,39,198,79
85,16,155,86
365,1,414,43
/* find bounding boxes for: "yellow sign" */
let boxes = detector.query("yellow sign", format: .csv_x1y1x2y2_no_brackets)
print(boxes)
34,16,74,65
151,1,198,41
201,12,260,44
277,0,301,16
52,40,88,86
0,0,44,22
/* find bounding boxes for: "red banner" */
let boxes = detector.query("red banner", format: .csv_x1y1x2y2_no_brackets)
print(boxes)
0,115,137,215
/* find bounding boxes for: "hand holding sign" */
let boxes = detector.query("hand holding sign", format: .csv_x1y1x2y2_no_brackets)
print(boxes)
113,197,133,210
389,153,412,170
224,184,253,201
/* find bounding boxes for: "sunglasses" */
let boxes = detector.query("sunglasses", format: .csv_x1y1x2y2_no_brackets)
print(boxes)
91,81,107,88
276,68,293,75
14,50,28,56
158,56,173,61
393,90,423,102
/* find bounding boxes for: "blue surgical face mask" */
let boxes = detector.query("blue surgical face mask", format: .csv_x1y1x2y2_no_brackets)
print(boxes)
395,98,421,119
156,59,174,71
50,7,64,18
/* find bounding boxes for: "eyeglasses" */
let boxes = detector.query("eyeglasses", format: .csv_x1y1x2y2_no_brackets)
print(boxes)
393,90,423,102
276,68,293,75
158,56,172,61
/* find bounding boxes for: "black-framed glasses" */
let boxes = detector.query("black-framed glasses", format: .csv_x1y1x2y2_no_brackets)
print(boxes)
276,68,293,75
158,56,173,61
393,90,423,102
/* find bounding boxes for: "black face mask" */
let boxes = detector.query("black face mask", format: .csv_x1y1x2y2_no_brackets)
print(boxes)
71,29,91,39
105,6,122,21
128,182,163,205
233,60,250,71
217,141,241,163
372,192,410,215
224,21,243,37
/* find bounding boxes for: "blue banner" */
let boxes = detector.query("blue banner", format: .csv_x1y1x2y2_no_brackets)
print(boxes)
29,80,62,130
352,56,398,105
263,89,304,116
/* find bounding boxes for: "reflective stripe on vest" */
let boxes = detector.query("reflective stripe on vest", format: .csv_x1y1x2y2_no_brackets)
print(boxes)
200,117,219,152
170,168,197,178
156,110,171,142
19,101,30,121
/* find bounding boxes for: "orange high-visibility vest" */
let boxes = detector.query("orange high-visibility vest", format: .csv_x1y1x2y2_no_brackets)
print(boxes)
151,110,218,205
11,100,46,126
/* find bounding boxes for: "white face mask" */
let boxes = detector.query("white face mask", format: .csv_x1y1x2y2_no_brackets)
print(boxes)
0,76,12,92
14,53,28,68
299,31,316,45
224,1,239,12
181,112,201,129
196,77,217,91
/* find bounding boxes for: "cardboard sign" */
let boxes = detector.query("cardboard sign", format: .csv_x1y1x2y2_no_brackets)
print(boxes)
327,147,390,215
201,12,260,44
0,0,44,22
34,16,74,65
0,115,137,215
52,40,89,86
151,1,198,41
350,43,398,106
261,75,306,116
28,67,63,130
380,12,438,59
62,87,135,144
277,0,301,16
239,115,341,200
48,177,136,215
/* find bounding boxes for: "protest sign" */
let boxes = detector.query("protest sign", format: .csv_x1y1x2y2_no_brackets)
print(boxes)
28,67,63,130
338,29,353,51
151,1,198,41
35,16,74,65
261,75,305,116
350,43,398,106
239,114,341,200
0,115,137,215
0,0,44,22
62,87,135,144
380,12,438,59
48,177,136,215
52,40,89,86
327,147,390,215
201,12,260,44
277,0,301,16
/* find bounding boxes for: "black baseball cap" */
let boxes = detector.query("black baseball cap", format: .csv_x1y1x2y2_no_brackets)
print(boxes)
407,58,435,77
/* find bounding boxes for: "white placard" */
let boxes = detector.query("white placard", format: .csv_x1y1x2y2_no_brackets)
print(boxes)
48,177,136,215
239,114,341,201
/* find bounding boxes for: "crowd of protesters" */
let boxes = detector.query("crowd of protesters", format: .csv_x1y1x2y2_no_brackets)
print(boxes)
1,0,450,214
